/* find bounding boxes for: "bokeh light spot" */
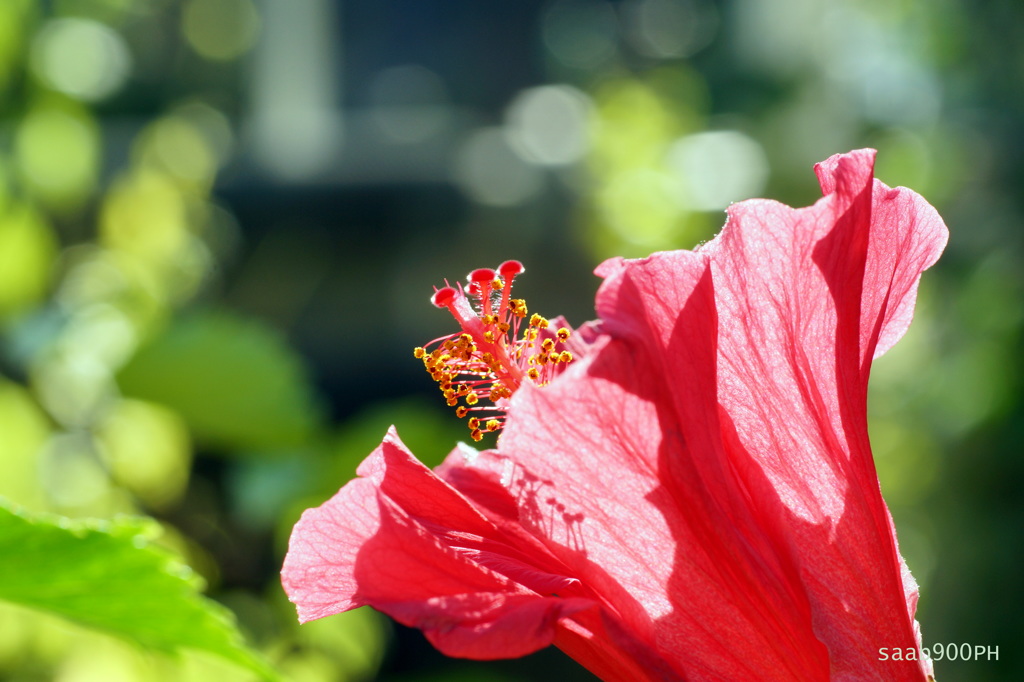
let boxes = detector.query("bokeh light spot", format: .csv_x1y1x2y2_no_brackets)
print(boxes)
14,103,100,210
32,350,114,429
0,380,51,510
31,18,131,102
453,127,544,207
182,0,261,62
38,433,112,510
175,102,236,167
98,399,192,510
666,130,769,211
139,116,217,187
598,168,679,245
506,85,593,166
0,202,58,319
100,169,189,263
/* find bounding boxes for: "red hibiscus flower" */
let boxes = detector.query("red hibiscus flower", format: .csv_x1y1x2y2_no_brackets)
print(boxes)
282,149,947,681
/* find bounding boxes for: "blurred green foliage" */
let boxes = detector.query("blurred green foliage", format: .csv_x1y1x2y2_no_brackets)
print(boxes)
0,0,1021,681
117,310,322,452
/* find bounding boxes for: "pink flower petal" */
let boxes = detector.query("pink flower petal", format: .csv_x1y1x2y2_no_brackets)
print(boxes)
282,429,596,658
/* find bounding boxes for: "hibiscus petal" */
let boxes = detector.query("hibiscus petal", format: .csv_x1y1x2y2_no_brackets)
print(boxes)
571,149,942,679
494,149,943,679
705,149,941,679
502,292,831,680
814,151,948,361
282,428,595,659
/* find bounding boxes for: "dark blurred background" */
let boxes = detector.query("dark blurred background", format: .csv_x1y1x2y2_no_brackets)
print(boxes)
0,1,1021,680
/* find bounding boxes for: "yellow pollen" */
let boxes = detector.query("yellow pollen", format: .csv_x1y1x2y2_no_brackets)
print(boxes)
417,263,576,442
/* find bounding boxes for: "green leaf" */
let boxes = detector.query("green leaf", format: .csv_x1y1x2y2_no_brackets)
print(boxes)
116,309,323,452
0,499,277,680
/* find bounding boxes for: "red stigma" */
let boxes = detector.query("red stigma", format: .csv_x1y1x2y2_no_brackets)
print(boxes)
468,268,497,284
431,287,458,308
498,260,524,278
